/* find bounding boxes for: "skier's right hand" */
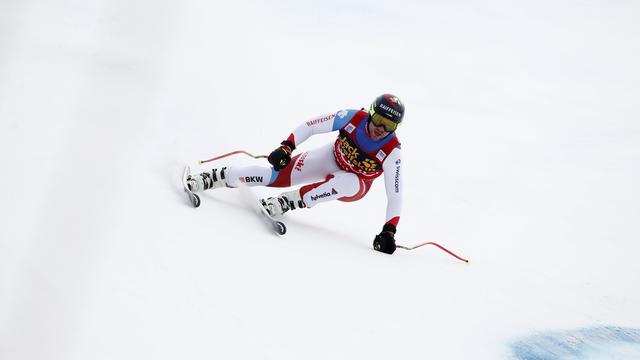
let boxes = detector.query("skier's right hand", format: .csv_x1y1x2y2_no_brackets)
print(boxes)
268,140,295,171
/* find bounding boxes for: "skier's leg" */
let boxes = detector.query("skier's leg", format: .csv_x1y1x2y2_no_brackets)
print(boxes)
261,170,373,216
260,144,351,216
190,143,339,194
300,171,372,208
224,165,276,187
268,143,340,188
186,164,272,192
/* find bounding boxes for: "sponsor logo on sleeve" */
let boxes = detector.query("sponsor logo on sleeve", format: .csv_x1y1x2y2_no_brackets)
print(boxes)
337,110,348,119
394,166,400,193
306,113,335,127
345,123,356,133
376,150,387,162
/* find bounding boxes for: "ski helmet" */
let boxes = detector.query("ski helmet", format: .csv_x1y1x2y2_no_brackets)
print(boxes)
369,94,405,132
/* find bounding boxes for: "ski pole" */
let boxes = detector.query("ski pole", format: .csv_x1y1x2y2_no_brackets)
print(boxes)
396,242,469,263
199,150,268,164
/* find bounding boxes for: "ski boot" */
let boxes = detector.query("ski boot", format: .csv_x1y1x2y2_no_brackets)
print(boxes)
186,167,227,192
261,189,306,217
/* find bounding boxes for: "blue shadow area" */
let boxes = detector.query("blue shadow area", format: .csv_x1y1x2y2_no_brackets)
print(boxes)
510,326,640,360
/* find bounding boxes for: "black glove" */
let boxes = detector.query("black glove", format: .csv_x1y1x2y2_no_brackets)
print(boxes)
268,140,295,171
373,223,396,254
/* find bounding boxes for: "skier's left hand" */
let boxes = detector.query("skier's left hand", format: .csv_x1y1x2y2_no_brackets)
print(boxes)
373,224,396,254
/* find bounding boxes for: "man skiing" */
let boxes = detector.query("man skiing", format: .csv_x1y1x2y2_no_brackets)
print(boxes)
186,94,404,254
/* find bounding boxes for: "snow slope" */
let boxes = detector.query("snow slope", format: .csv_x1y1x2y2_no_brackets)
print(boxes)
1,1,639,359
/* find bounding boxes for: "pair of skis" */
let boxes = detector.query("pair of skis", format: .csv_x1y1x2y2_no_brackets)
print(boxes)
181,165,468,263
181,166,286,235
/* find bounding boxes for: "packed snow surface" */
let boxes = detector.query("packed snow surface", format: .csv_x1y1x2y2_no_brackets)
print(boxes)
1,1,639,359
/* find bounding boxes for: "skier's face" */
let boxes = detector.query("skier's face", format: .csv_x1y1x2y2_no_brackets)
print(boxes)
367,119,391,140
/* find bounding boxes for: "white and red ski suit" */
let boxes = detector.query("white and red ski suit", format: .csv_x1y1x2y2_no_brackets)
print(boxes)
225,109,403,229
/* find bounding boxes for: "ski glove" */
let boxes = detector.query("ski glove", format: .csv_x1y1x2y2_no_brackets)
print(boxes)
373,223,397,255
268,140,295,171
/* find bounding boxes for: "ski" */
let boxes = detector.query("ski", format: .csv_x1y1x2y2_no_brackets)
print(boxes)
257,199,287,235
237,184,287,235
182,166,201,208
181,166,285,234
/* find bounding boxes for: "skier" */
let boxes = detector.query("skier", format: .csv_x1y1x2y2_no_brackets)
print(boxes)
186,94,404,254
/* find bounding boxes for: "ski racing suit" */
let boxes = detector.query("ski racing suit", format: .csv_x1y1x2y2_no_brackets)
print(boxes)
225,109,403,230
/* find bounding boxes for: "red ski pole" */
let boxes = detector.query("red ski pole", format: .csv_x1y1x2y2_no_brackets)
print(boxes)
199,150,268,164
396,242,469,263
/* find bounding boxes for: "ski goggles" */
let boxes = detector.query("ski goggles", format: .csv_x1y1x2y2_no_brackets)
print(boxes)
369,112,399,132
